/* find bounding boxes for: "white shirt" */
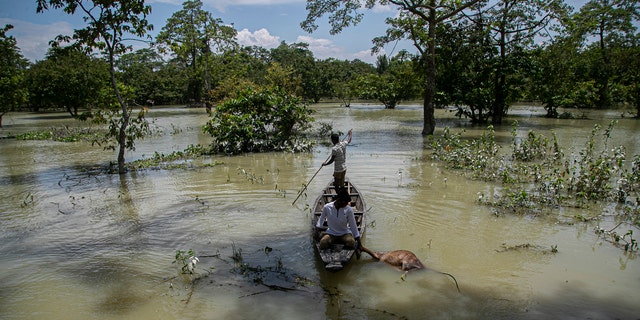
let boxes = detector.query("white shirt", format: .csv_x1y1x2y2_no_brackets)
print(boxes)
316,201,360,238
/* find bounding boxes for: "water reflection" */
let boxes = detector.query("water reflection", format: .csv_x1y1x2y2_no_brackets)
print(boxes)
0,104,638,319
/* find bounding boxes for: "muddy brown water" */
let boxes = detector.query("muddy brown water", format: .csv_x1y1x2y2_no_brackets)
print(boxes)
0,104,638,319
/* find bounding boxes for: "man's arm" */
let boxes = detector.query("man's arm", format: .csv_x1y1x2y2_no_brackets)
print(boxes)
346,207,360,238
323,154,335,166
316,206,329,229
345,129,353,144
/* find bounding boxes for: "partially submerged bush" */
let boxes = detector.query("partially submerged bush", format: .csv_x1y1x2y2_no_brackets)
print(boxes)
16,127,103,142
203,87,314,154
431,121,640,225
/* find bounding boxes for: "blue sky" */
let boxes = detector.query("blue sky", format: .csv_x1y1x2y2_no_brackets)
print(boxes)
0,0,408,64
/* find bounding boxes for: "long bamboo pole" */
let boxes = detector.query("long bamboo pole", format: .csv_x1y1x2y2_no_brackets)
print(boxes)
291,155,331,206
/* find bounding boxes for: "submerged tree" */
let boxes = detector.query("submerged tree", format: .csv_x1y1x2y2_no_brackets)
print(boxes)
302,0,482,135
37,0,154,174
358,53,420,109
155,0,237,112
203,87,314,154
569,0,640,109
476,0,568,124
25,47,110,117
0,24,29,128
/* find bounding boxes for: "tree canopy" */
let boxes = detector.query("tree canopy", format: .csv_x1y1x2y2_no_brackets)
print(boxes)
37,0,154,174
155,0,237,111
303,0,484,135
0,24,29,127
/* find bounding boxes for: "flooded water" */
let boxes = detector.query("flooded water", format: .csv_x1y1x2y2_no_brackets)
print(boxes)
0,104,639,320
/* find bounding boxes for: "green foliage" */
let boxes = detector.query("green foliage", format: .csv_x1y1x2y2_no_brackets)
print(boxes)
0,24,29,123
510,120,561,162
566,122,626,201
269,42,321,101
129,144,220,170
432,121,639,223
16,127,102,142
357,54,420,109
37,0,154,174
174,249,199,274
431,125,501,180
155,0,237,106
25,47,110,117
264,62,302,96
203,87,315,154
322,58,375,106
115,48,185,106
88,84,151,154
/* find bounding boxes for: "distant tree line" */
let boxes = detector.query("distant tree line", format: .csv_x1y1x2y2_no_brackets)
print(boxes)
3,0,639,121
1,0,639,170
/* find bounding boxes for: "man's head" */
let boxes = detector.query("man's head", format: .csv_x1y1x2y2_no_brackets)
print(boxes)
335,188,351,208
331,133,340,144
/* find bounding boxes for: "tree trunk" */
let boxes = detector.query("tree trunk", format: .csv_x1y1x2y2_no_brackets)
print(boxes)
110,55,129,174
492,19,507,125
422,6,437,136
118,112,129,174
204,24,213,114
492,73,506,125
596,24,611,108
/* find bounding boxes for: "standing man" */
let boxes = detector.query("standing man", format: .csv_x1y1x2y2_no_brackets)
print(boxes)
323,129,352,190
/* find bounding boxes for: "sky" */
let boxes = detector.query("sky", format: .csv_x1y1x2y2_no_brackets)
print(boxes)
0,0,409,64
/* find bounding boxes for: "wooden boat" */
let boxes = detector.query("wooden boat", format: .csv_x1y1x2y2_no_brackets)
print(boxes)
311,180,366,272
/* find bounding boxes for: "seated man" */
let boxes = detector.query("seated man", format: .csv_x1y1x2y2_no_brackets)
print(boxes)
316,188,360,249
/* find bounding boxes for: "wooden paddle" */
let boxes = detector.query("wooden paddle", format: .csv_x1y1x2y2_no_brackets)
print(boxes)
291,154,331,206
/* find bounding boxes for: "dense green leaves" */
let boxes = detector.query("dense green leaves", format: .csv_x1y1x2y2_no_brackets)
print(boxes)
303,0,485,135
203,87,314,154
155,0,237,109
37,0,153,174
0,24,29,127
25,47,110,117
568,0,640,109
120,49,191,105
357,54,421,108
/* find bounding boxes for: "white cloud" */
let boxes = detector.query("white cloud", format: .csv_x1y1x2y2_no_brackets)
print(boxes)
353,48,382,63
368,3,395,14
1,18,74,62
295,35,381,63
236,28,281,48
296,35,344,59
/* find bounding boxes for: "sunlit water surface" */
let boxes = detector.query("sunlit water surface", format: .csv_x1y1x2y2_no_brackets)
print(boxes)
0,104,639,320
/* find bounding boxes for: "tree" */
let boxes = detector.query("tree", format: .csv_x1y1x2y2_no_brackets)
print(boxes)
116,48,166,106
303,0,482,135
612,44,640,118
321,58,375,106
264,62,302,95
25,47,110,117
436,18,496,123
0,24,29,127
212,46,270,89
37,0,154,174
358,53,420,108
155,0,237,112
474,0,569,124
569,0,640,108
270,42,323,102
203,87,314,154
